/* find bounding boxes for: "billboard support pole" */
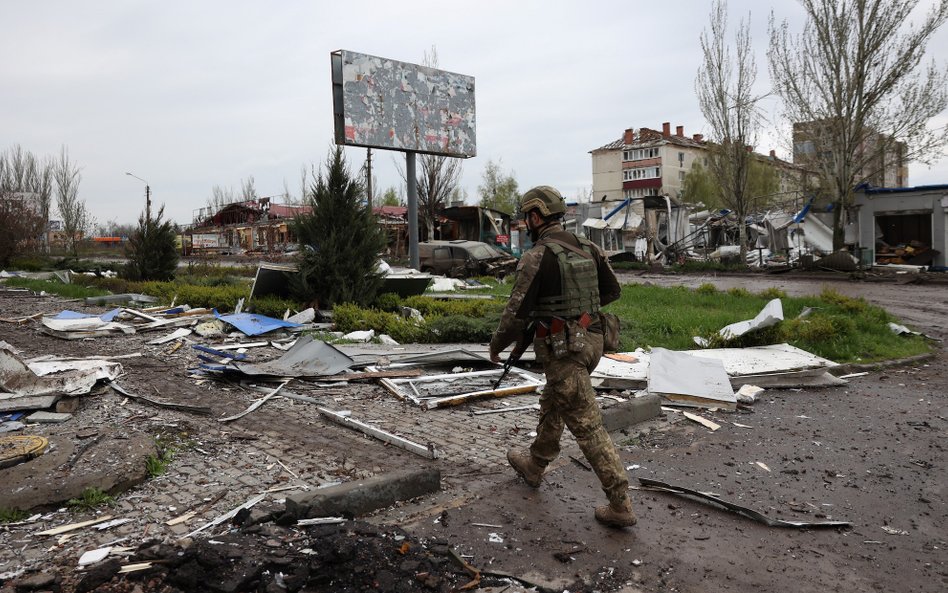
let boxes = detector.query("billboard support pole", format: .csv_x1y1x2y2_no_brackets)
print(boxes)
406,151,420,270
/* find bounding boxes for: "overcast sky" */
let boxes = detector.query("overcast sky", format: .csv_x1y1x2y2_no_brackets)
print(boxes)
2,1,947,228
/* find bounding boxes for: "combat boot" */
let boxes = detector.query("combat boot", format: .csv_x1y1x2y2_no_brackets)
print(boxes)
595,496,637,528
506,448,545,487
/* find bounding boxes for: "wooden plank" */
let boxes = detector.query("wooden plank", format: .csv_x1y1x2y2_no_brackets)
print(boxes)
425,384,539,410
36,515,115,536
682,411,721,431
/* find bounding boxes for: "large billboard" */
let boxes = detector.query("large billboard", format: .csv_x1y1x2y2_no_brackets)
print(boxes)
331,50,476,158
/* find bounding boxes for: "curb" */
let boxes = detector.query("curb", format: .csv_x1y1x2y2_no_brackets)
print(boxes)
831,351,939,375
284,468,441,520
601,394,662,433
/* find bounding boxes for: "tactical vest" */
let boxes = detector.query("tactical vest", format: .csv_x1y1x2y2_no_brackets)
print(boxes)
532,237,601,319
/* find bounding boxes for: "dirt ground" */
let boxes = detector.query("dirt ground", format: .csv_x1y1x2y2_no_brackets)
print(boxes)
1,270,946,593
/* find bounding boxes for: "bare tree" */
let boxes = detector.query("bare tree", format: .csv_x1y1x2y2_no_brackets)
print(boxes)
54,146,89,256
204,185,235,220
696,0,762,262
768,0,948,249
478,158,520,214
239,176,258,202
300,164,311,203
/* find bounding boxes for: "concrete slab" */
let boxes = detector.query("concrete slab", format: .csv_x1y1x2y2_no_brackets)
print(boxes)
285,468,441,520
601,394,662,432
0,429,156,511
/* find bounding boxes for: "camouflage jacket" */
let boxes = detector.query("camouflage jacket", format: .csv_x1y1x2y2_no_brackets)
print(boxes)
488,223,621,356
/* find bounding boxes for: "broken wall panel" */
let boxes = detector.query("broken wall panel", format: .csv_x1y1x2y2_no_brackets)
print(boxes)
647,348,737,410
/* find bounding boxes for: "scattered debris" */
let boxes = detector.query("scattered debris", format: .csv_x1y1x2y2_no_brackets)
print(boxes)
24,411,72,423
838,371,869,379
109,383,211,415
146,327,192,345
881,525,909,536
181,493,268,540
317,407,437,459
1,341,122,397
682,411,721,431
380,367,543,409
218,380,290,423
592,343,842,390
695,298,784,346
36,515,116,537
639,478,850,528
207,335,353,379
648,348,736,410
215,312,302,336
78,546,112,566
471,403,540,415
342,329,376,342
736,384,763,404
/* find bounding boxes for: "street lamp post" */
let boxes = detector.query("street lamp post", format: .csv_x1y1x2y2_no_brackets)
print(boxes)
125,172,151,221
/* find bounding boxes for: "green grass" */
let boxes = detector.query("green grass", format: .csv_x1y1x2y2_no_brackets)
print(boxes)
604,284,929,363
1,277,111,299
145,436,177,477
67,487,114,512
0,508,31,523
4,269,928,364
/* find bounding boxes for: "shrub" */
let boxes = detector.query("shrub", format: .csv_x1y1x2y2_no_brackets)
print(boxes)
124,205,179,281
67,487,114,511
332,303,430,343
819,288,868,313
759,287,787,300
695,283,718,295
289,146,388,307
427,314,498,342
779,316,838,343
727,287,752,298
373,292,403,312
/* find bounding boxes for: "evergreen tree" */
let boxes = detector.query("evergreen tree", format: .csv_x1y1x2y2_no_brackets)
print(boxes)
289,147,387,308
124,205,179,281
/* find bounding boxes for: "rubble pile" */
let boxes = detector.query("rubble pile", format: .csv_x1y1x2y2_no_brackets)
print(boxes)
29,521,479,593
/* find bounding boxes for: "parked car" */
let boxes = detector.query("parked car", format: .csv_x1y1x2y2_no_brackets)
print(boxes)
418,240,517,278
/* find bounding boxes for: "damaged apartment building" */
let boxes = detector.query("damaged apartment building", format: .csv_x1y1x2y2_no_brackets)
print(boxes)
587,122,817,263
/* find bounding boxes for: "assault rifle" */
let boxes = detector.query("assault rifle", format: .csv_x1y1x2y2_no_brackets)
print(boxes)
492,322,536,390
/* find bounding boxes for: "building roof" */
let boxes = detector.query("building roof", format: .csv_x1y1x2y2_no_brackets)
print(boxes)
269,204,312,218
855,183,948,195
590,127,706,153
373,205,408,217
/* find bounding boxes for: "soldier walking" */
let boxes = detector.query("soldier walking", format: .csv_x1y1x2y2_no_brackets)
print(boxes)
489,185,636,528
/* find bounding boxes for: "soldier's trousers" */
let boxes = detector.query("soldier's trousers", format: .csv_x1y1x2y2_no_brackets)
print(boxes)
530,331,630,506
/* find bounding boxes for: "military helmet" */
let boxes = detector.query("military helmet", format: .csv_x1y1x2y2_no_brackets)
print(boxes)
519,185,566,218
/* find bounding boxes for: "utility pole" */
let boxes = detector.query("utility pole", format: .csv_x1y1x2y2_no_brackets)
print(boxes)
365,147,373,206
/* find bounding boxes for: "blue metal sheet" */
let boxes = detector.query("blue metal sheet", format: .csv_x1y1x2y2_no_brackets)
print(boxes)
215,312,302,336
53,308,121,321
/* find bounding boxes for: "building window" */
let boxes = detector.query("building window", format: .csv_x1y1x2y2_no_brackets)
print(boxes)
623,166,661,181
679,171,686,181
623,188,661,199
622,147,660,162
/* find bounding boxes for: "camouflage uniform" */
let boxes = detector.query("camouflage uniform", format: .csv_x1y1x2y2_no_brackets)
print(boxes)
489,222,629,507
